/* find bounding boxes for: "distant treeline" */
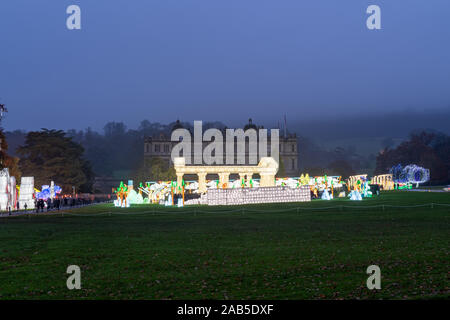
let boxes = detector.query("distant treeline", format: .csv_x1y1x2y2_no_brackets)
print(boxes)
4,121,450,188
5,120,375,179
4,120,228,180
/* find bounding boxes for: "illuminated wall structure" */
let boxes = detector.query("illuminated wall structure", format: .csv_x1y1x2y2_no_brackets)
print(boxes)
207,185,311,206
144,119,299,176
371,174,394,190
348,174,368,191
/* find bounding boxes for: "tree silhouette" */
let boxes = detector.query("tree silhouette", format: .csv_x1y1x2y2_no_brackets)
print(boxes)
18,129,93,192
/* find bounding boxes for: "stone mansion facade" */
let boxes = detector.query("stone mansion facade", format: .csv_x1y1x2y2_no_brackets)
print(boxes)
144,119,299,177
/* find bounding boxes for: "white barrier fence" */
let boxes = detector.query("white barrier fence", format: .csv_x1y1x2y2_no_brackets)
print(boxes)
2,202,449,218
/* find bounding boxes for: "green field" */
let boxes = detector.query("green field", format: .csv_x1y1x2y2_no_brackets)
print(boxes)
0,191,449,300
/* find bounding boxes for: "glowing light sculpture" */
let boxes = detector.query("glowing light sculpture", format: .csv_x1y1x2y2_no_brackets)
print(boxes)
36,182,62,200
114,181,130,207
18,177,35,210
403,164,430,187
349,190,362,201
321,189,332,200
390,164,430,188
362,181,373,198
127,189,144,204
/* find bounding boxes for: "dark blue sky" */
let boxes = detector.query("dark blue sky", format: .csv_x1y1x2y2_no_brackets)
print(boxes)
1,0,449,131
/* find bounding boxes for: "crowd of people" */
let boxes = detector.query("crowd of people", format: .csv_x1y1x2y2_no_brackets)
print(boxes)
33,196,110,213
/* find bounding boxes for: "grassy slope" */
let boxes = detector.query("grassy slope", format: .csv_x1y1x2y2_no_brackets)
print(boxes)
0,191,449,300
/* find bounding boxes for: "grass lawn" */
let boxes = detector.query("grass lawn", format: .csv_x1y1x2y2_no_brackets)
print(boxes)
0,191,449,300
